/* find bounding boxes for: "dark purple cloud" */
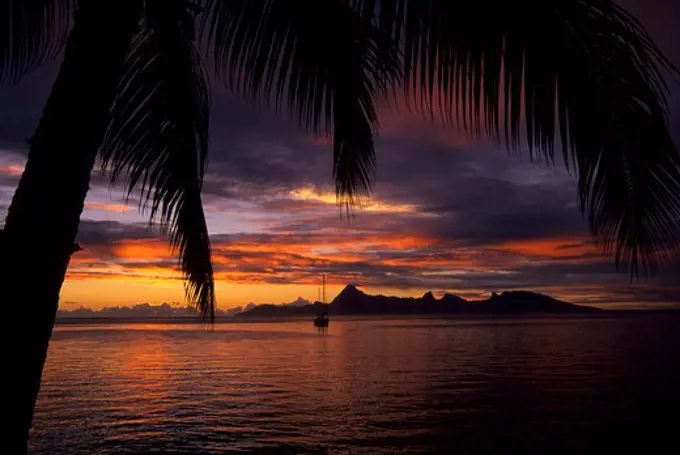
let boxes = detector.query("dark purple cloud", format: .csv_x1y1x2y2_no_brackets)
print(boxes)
1,1,679,308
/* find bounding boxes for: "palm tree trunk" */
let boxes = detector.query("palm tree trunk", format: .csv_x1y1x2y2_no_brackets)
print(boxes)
2,1,141,452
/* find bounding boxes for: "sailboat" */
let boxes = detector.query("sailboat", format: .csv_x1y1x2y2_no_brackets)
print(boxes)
314,273,329,328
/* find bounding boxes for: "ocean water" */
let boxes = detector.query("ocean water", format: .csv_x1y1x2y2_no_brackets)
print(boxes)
30,315,680,454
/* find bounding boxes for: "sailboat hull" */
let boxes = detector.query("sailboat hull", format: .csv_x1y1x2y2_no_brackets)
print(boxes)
314,274,329,327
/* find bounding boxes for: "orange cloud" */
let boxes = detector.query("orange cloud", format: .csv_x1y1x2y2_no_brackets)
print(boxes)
494,237,599,261
0,163,24,176
69,232,598,288
84,201,131,213
376,95,485,149
60,227,663,310
289,185,420,213
113,239,174,261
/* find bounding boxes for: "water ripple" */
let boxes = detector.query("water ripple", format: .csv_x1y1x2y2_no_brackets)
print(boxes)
30,315,680,454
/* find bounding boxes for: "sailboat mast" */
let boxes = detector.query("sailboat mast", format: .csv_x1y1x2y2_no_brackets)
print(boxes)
322,273,326,304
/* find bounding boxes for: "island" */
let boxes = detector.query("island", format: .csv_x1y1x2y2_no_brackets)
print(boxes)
234,285,601,318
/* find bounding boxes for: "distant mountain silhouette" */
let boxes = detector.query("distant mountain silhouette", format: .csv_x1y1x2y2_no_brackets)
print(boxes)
422,291,437,304
236,285,601,318
283,297,312,307
57,302,245,319
232,303,319,318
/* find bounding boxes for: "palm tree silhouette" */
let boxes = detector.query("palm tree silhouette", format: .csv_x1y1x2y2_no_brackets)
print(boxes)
2,0,679,452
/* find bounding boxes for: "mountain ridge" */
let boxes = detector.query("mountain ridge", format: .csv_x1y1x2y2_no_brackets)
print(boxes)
236,285,601,318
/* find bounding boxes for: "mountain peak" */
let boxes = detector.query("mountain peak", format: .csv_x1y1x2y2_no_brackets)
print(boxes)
422,291,436,303
441,293,467,305
284,296,312,307
332,284,367,306
237,286,600,318
340,284,364,295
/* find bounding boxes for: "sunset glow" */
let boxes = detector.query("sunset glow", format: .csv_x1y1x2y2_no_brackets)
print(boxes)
289,185,419,213
1,0,679,313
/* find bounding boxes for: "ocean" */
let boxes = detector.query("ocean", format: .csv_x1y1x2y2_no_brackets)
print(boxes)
30,314,680,454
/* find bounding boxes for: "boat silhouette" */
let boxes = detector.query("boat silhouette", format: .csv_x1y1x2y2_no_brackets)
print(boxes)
314,313,329,327
315,273,329,327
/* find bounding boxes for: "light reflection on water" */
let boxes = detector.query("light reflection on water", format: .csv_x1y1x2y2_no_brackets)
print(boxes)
31,315,680,454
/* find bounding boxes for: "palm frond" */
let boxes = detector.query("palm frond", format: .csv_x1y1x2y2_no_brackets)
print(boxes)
1,0,73,84
100,0,215,319
362,0,680,276
202,0,400,207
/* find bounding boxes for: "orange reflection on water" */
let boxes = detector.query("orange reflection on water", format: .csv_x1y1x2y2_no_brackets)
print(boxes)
40,316,670,453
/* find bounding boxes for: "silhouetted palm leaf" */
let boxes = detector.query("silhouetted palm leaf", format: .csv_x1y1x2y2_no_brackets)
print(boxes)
357,0,680,276
202,0,400,207
100,0,215,319
5,0,680,290
0,0,73,83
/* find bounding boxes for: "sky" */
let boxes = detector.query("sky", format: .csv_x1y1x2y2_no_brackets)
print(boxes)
1,0,680,311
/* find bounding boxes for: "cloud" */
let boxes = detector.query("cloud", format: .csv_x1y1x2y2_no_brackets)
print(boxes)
63,217,678,307
76,219,157,245
56,296,313,318
84,201,131,213
0,163,24,176
2,0,680,309
56,302,239,318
